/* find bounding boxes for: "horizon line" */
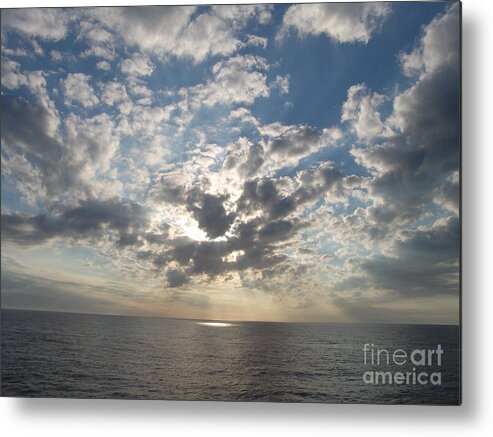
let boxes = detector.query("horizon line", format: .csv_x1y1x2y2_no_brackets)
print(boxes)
0,306,460,327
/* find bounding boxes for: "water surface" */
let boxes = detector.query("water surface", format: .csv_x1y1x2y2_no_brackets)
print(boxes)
1,309,460,404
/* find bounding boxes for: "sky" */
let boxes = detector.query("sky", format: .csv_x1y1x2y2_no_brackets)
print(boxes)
0,2,460,323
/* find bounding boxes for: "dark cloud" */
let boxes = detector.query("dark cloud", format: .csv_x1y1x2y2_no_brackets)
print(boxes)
238,162,353,220
140,160,353,285
117,233,141,247
150,175,187,204
1,95,76,200
2,96,62,161
351,5,460,226
166,269,189,287
151,211,304,285
1,198,149,246
238,178,292,218
259,219,295,242
151,178,236,240
186,190,236,239
238,143,264,177
2,95,118,203
189,241,231,275
352,216,459,296
169,237,199,265
268,125,327,158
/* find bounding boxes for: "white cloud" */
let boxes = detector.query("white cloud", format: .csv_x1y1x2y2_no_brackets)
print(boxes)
121,53,154,77
81,45,116,60
270,75,290,94
30,39,44,56
49,50,63,61
100,81,129,106
90,6,196,56
1,59,45,95
185,55,270,108
96,60,111,71
78,19,114,44
228,107,260,126
2,46,30,57
124,105,174,138
2,8,71,41
1,59,56,115
90,5,271,64
278,3,391,44
64,112,120,177
63,73,100,108
244,34,268,49
211,4,272,24
341,83,391,142
433,171,459,216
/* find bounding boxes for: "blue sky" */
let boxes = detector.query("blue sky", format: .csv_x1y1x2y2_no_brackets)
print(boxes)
1,2,460,323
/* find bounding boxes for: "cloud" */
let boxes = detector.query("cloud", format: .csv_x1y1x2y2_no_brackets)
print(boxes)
184,188,236,240
1,8,71,41
81,45,116,61
350,3,460,224
49,50,62,61
145,169,323,285
433,172,460,215
100,81,129,106
268,125,332,160
270,74,290,94
1,59,51,108
400,2,460,77
237,162,360,222
221,138,265,179
63,73,100,108
90,6,195,55
96,60,111,71
244,34,268,49
278,3,391,44
120,53,154,77
341,83,391,142
166,269,189,288
1,95,65,204
1,198,149,247
351,216,459,297
185,55,270,108
64,112,120,175
306,5,461,311
1,94,123,205
91,5,271,64
217,122,343,178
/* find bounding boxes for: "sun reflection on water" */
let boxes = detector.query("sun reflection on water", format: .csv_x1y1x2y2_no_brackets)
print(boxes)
197,321,233,327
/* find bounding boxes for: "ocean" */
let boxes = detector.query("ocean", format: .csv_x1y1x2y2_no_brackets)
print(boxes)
0,309,460,404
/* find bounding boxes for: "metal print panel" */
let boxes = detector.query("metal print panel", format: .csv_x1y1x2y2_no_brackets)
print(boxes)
0,1,461,404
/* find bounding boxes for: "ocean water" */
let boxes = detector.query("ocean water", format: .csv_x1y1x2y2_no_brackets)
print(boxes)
0,309,460,404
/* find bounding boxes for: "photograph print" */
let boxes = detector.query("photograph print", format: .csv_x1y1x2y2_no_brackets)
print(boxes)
0,1,461,404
